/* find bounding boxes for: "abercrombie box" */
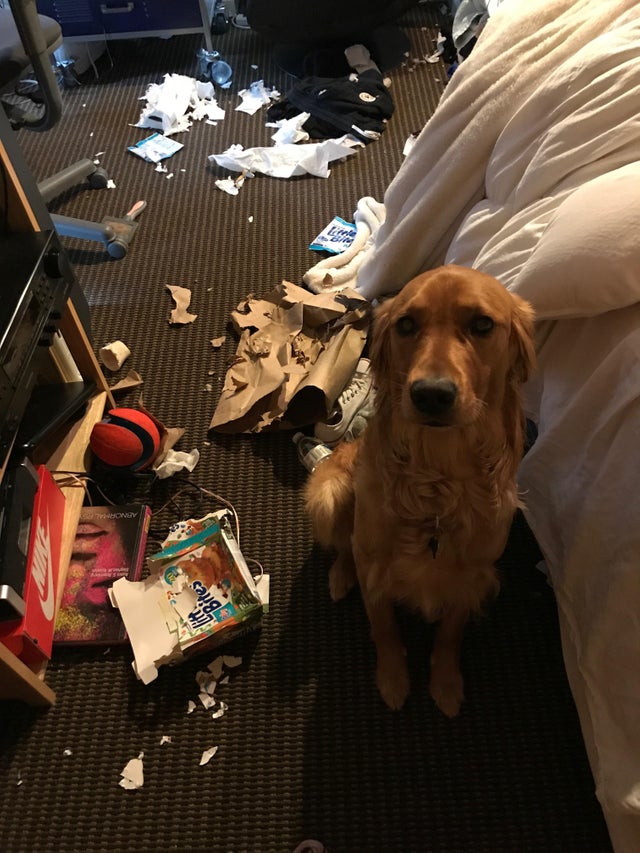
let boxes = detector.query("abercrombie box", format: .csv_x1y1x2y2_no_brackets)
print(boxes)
0,465,65,667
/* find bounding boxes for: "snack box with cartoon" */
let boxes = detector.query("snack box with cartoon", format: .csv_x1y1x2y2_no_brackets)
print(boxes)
109,511,268,684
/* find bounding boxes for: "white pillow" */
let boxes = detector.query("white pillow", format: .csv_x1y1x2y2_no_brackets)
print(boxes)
509,162,640,319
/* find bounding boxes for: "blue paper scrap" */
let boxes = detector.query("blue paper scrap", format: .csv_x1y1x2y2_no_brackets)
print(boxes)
128,132,184,164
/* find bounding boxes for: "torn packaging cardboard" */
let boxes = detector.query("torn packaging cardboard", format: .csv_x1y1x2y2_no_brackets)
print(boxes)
210,281,369,433
109,512,266,684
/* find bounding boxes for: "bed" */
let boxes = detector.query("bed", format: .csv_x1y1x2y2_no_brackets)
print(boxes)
353,1,640,850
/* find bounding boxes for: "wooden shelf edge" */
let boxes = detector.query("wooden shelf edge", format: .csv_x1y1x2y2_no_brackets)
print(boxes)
0,642,56,707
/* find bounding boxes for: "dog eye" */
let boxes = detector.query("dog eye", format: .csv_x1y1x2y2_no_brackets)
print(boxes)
470,314,495,336
396,315,417,336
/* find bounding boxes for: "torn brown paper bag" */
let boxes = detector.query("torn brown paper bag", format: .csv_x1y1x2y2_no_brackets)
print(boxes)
210,281,369,433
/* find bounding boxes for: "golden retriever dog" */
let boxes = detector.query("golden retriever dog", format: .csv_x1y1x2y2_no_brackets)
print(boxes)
305,265,535,717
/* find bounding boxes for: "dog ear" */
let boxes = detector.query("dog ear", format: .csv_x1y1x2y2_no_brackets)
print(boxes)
509,294,536,383
369,296,395,383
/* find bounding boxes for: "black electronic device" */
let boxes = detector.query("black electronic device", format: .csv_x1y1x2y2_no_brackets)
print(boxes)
0,456,39,620
0,229,74,471
14,379,96,454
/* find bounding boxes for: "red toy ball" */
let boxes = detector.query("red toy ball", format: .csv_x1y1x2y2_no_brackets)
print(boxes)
90,408,161,472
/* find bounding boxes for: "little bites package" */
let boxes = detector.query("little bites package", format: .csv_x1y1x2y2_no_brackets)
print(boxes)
0,466,65,667
110,511,268,684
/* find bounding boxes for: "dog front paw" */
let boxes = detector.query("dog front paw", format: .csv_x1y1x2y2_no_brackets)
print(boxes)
429,671,464,718
377,654,410,710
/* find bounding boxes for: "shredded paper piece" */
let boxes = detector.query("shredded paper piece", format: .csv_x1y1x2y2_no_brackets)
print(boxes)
208,138,357,179
210,281,368,433
119,753,144,790
154,448,200,480
166,284,198,324
200,746,219,766
235,80,279,115
135,73,225,136
268,112,311,145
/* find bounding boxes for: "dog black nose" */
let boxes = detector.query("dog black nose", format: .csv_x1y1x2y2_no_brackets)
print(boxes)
409,378,458,416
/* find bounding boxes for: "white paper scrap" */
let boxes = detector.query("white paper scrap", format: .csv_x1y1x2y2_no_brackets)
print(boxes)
160,736,173,745
222,655,242,668
199,691,216,710
208,138,356,179
132,73,226,137
109,577,183,684
215,177,240,196
187,700,197,714
211,701,228,719
154,448,200,479
200,746,219,766
269,113,311,146
171,584,199,622
119,753,144,790
235,80,279,115
403,133,418,157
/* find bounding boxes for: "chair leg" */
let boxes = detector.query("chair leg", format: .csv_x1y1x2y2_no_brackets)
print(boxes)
37,159,108,203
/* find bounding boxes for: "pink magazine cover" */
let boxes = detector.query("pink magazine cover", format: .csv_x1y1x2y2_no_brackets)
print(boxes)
54,504,151,645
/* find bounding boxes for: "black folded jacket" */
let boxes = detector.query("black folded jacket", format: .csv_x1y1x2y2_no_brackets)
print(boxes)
267,69,394,143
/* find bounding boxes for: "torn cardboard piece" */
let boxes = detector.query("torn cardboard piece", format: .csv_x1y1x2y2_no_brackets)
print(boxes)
110,369,144,393
210,281,369,433
167,285,198,324
119,753,144,790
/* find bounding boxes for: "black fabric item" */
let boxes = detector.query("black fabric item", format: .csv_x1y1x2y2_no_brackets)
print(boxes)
268,69,394,143
246,0,417,45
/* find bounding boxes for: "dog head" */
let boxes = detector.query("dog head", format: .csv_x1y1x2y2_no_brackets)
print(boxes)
369,265,535,428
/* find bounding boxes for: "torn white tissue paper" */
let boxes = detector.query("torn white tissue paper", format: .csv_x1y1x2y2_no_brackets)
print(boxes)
268,113,311,146
187,700,197,714
427,32,446,63
223,655,242,668
119,753,144,790
154,448,200,479
200,746,219,766
215,177,241,196
160,736,173,745
208,139,356,179
211,701,228,719
135,73,225,136
235,80,279,115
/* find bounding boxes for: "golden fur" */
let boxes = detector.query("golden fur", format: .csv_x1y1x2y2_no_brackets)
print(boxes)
305,265,536,717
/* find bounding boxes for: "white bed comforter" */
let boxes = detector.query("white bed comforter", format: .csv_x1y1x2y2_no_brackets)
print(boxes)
356,2,640,850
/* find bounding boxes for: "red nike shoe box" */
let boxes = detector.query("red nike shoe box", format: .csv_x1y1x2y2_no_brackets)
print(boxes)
0,465,65,667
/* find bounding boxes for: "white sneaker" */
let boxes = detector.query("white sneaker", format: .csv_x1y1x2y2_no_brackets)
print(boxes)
314,358,373,446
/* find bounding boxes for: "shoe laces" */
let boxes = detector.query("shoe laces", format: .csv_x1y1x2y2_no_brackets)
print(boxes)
339,374,368,404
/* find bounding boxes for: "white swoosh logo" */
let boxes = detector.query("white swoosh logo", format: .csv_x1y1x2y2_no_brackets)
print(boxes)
38,513,55,622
